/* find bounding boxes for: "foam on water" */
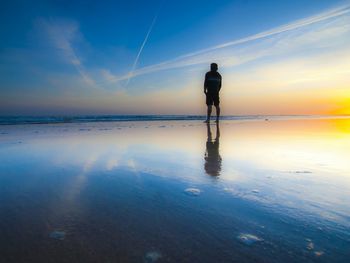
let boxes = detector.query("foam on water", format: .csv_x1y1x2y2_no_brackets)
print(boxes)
49,231,66,240
184,188,201,196
237,233,263,245
144,251,162,263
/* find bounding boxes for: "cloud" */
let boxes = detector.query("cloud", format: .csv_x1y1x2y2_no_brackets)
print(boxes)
38,18,96,87
223,49,350,94
100,69,119,83
114,3,350,82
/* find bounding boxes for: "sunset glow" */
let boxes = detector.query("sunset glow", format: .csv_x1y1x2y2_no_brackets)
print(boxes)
1,0,349,115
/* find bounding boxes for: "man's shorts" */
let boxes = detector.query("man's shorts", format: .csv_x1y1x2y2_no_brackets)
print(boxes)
206,93,220,106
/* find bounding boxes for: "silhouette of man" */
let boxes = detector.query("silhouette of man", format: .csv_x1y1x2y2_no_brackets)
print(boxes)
204,123,222,177
204,63,222,123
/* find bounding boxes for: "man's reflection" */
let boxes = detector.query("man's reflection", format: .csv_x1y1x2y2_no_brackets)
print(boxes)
204,123,222,177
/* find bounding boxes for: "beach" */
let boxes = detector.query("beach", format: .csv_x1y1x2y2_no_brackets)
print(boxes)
0,117,350,262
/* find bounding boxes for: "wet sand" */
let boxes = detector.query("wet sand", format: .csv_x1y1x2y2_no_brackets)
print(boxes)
0,118,350,262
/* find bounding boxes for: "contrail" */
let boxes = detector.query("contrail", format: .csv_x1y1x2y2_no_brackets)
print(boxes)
165,3,350,60
99,2,350,85
120,3,350,80
124,12,159,87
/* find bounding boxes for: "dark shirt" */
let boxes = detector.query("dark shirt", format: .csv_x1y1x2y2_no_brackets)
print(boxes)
204,71,222,94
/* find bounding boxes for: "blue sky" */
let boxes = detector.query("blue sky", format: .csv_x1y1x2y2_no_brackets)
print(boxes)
1,0,350,115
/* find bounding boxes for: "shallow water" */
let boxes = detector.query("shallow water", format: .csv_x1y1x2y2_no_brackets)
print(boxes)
0,118,350,262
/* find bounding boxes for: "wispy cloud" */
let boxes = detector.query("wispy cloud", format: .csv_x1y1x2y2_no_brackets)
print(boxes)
38,19,96,87
115,3,350,82
34,3,350,96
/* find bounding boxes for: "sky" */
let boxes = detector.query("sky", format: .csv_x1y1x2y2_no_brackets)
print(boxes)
0,0,350,115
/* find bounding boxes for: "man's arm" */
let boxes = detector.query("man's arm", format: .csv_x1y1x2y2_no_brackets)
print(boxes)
218,74,222,92
204,73,208,94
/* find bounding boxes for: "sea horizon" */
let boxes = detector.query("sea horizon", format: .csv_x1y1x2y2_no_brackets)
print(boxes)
1,114,350,125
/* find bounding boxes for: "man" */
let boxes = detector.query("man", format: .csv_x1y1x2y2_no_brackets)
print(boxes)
204,63,221,123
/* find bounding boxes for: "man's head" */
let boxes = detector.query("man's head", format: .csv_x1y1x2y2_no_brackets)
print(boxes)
210,63,218,72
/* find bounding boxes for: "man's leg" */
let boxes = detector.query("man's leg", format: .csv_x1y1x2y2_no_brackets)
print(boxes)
215,105,220,122
206,105,212,122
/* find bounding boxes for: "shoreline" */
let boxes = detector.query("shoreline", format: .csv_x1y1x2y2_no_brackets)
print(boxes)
0,114,349,125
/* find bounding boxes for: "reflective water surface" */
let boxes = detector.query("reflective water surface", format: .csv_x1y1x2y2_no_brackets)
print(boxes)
0,118,350,262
